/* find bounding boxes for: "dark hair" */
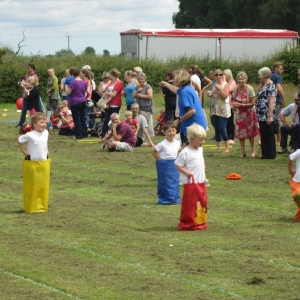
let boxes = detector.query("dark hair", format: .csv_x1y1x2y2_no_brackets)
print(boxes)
162,121,177,132
166,71,174,79
69,67,79,77
28,63,35,70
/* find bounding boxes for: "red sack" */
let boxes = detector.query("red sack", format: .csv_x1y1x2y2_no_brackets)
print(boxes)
178,176,208,230
19,124,32,134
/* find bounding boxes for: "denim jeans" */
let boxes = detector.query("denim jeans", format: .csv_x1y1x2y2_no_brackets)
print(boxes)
17,97,28,126
211,115,229,142
70,101,88,139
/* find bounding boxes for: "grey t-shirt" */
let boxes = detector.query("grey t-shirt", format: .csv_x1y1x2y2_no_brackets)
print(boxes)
134,114,148,140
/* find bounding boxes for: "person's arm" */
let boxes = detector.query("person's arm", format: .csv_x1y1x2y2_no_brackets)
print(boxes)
143,127,154,147
191,81,202,101
267,96,276,125
151,147,161,160
288,157,295,177
214,83,229,100
201,77,213,92
280,112,291,127
66,86,72,95
111,123,122,141
60,79,65,91
143,87,153,100
293,105,298,122
276,83,285,107
174,163,192,178
132,85,144,99
159,81,178,94
101,131,113,142
174,107,196,127
59,112,72,125
135,123,140,136
18,141,29,157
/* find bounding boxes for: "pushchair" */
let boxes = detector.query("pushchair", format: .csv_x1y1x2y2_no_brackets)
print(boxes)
154,113,167,135
89,91,105,137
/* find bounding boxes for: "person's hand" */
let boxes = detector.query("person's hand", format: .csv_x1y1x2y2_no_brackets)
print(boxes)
267,117,272,125
292,116,296,123
185,171,193,178
112,122,117,129
159,81,166,87
174,119,180,126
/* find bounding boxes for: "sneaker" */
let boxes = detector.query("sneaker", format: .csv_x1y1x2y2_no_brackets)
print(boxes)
107,147,115,152
15,125,21,128
205,178,210,187
277,148,288,154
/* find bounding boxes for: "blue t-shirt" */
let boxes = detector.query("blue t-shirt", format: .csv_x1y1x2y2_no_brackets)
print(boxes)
124,81,136,106
177,85,207,136
270,72,282,105
64,76,75,100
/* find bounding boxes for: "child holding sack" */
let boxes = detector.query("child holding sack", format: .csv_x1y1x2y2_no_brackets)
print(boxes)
175,123,208,230
151,121,181,205
288,149,300,221
18,112,50,213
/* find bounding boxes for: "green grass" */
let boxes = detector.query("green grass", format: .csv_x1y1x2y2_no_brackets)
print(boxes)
0,88,300,300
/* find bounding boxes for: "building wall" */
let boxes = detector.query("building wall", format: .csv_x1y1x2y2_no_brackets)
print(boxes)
121,35,296,61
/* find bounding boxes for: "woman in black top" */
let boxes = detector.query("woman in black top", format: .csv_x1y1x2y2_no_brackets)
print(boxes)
21,76,42,113
162,71,177,121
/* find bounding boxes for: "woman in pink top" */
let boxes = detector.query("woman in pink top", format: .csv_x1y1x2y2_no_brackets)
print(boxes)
224,69,236,145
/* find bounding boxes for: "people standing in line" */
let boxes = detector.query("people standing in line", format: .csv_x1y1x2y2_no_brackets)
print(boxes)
232,71,259,158
20,76,43,116
151,121,181,205
16,64,40,128
60,69,70,100
65,67,90,140
131,103,155,147
210,69,231,153
162,71,177,121
123,70,137,110
132,73,155,137
278,93,299,154
46,68,60,121
270,62,285,146
175,123,208,231
223,69,237,145
100,68,124,140
255,67,277,159
159,68,207,148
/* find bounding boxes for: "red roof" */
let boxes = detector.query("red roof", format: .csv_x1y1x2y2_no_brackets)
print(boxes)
120,29,299,38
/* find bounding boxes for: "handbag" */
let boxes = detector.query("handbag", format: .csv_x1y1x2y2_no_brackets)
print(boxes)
96,82,112,109
178,175,208,230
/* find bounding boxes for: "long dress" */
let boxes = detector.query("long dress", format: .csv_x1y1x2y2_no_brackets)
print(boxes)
234,89,259,140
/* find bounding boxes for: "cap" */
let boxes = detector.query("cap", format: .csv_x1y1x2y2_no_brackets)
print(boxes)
82,65,91,70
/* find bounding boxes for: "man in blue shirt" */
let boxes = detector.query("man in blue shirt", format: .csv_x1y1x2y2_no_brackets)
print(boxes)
270,62,286,146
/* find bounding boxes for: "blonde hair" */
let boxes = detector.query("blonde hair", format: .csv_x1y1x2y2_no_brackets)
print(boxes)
109,68,121,78
29,76,39,87
258,67,272,78
48,68,55,75
125,70,135,77
60,100,69,108
102,71,110,80
125,110,133,117
223,69,234,83
236,71,248,81
173,68,191,87
187,123,206,140
31,112,46,127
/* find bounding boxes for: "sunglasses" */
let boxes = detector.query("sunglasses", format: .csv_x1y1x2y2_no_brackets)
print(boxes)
59,107,64,109
215,74,223,77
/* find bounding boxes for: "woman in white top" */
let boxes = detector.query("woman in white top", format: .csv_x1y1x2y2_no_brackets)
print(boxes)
98,71,111,95
210,69,231,153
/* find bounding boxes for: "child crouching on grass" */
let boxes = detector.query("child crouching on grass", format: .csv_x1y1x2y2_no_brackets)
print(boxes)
288,149,300,221
175,123,208,230
151,121,181,204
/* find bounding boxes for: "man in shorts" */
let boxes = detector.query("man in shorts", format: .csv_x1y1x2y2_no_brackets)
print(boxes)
131,103,155,147
100,113,135,152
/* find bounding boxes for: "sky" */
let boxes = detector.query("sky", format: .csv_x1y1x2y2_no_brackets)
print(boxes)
0,0,178,56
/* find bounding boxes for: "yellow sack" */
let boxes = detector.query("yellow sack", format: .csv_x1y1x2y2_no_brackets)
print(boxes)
22,159,50,213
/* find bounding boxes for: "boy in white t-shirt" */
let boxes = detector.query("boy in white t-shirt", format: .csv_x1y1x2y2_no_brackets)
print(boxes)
18,112,49,161
175,123,208,230
151,121,181,205
288,149,300,221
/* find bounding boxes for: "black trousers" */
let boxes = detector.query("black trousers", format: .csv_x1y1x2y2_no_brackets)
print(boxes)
259,121,276,159
280,124,294,149
226,108,235,140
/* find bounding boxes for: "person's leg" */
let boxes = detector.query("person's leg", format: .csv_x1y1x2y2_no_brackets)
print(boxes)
70,103,83,139
274,106,282,145
239,139,246,157
165,100,172,121
290,125,295,151
211,115,221,151
79,102,88,138
218,116,229,151
249,137,256,157
101,108,112,138
279,124,289,152
293,124,300,150
140,110,155,136
17,97,28,126
259,121,276,159
226,109,235,142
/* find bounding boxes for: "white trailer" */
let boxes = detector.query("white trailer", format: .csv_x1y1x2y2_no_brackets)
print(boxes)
120,29,299,61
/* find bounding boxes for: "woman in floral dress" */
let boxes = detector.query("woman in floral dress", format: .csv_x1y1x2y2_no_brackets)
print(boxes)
233,71,259,157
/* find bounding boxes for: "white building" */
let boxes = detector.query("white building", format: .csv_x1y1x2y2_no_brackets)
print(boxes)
120,29,299,61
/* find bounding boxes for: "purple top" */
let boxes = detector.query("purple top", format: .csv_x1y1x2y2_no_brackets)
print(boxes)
117,121,136,148
68,80,87,107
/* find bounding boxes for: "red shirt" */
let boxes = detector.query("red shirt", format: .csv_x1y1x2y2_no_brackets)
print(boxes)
109,80,124,107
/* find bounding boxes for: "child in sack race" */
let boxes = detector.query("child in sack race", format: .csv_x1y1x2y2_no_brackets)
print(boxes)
175,123,208,230
151,121,181,205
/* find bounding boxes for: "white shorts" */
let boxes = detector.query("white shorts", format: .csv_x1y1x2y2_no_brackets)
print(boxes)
116,142,134,152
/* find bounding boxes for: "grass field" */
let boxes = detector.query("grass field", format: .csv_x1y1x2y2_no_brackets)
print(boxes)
0,86,300,300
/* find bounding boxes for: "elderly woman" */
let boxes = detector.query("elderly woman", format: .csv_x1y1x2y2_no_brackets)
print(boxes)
210,69,231,152
58,100,75,136
159,68,207,146
255,67,277,159
100,68,124,139
233,71,260,157
66,67,90,140
132,73,155,137
46,68,60,120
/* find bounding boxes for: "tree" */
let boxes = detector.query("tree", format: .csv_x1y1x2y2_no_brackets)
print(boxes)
103,49,110,56
82,46,96,56
55,49,75,57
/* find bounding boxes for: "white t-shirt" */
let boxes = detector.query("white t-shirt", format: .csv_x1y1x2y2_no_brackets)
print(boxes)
290,149,300,182
281,103,299,125
191,74,201,89
155,139,181,160
175,146,205,184
18,130,49,161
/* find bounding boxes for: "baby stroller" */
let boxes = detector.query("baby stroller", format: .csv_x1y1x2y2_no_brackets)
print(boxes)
87,91,105,137
154,113,167,135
